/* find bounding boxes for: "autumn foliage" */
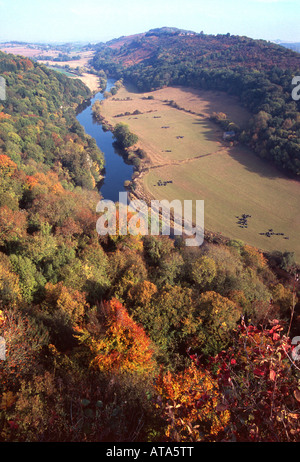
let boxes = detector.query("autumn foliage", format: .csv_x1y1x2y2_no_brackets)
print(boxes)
81,299,156,375
154,320,300,442
154,364,231,442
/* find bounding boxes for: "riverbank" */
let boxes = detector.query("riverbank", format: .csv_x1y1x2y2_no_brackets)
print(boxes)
77,72,102,93
96,82,300,261
76,80,134,203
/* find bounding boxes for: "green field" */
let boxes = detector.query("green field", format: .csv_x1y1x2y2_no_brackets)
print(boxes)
143,148,300,260
101,85,300,260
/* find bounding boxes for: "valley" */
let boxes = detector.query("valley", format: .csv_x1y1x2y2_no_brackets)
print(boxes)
99,83,300,260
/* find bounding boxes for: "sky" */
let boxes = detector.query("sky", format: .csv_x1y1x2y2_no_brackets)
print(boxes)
0,0,300,44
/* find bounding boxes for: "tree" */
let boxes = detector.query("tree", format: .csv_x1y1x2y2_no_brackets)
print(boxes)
0,206,27,247
77,298,156,375
189,255,216,288
42,282,88,326
154,363,231,442
205,320,300,441
192,291,242,355
113,123,138,149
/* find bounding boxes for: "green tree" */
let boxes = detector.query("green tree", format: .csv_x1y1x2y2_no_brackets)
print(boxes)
113,123,138,149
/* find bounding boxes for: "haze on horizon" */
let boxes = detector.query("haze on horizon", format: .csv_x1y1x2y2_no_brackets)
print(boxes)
0,0,300,45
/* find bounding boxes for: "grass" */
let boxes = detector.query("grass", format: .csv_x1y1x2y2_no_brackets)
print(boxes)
143,149,300,259
101,84,300,261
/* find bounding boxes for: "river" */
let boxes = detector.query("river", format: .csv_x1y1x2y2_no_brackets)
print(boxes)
76,79,133,203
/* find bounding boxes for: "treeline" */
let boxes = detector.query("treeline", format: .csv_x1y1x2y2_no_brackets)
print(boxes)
35,54,81,62
92,31,300,176
0,49,299,443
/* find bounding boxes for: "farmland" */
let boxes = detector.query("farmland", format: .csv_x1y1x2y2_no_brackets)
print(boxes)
0,43,101,92
100,84,300,260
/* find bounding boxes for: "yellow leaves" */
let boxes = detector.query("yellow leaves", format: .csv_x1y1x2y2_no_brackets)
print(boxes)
0,112,11,120
25,171,65,195
128,280,157,306
0,154,17,176
0,392,16,410
0,310,5,327
43,282,88,325
155,364,231,441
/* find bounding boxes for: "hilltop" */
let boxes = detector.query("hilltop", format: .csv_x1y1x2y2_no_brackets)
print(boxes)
93,27,300,70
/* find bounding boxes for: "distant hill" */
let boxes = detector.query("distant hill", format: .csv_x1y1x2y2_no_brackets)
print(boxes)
92,28,300,176
93,28,300,70
278,42,300,53
145,27,197,36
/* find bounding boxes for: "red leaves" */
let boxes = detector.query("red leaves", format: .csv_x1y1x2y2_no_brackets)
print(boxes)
8,420,19,430
253,367,265,377
189,321,300,441
269,323,283,342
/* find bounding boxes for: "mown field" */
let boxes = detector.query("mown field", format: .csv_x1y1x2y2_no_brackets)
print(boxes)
100,84,300,260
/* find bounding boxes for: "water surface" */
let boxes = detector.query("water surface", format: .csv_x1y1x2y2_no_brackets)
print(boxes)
76,79,133,202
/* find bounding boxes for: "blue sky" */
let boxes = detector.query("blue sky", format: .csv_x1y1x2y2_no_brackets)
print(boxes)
0,0,299,43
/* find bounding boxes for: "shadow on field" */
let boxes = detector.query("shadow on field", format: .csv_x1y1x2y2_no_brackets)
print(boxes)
173,85,251,129
192,118,224,143
226,145,289,180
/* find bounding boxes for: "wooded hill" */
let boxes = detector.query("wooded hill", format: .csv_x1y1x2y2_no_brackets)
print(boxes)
92,29,300,176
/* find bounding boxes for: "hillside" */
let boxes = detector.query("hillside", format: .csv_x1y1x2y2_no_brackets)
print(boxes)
92,29,300,177
94,29,300,70
0,45,299,443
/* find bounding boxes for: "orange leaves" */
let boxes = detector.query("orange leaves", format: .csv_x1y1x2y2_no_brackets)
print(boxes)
0,112,11,120
43,282,88,325
0,391,16,410
128,280,158,306
0,310,5,327
25,175,39,190
88,299,156,375
19,58,34,71
242,244,267,269
155,364,230,442
0,154,17,177
25,171,64,194
0,206,27,246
